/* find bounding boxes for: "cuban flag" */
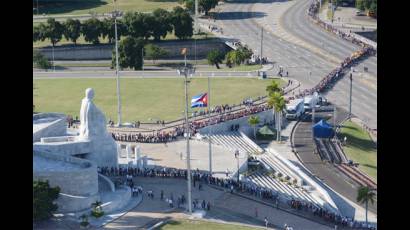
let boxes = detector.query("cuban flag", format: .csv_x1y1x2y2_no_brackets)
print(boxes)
191,93,208,108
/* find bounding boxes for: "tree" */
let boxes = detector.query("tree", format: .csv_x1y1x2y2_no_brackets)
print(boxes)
152,9,173,41
182,0,195,13
356,0,366,11
33,26,40,42
36,23,49,42
357,186,376,227
199,0,219,16
63,18,81,45
171,7,193,40
145,44,169,64
33,180,60,221
44,18,64,47
268,91,286,142
248,116,260,140
266,80,281,96
81,18,102,44
123,12,150,39
112,36,144,70
369,1,377,17
237,45,253,62
207,49,225,69
33,49,51,70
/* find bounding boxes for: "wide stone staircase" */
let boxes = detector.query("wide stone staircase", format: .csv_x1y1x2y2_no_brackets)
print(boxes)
258,154,303,186
247,172,323,208
209,131,264,155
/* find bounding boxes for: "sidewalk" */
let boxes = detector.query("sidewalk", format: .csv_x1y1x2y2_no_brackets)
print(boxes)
101,177,335,230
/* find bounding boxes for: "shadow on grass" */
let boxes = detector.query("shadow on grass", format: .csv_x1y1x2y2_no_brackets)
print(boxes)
363,164,377,169
37,0,107,15
146,0,179,2
338,132,376,152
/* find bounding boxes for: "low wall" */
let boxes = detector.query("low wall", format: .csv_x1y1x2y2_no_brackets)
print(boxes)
33,113,67,142
56,192,100,213
37,39,229,60
198,109,275,136
33,151,98,197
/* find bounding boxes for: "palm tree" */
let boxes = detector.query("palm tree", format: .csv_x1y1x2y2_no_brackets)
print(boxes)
248,116,260,140
357,186,376,226
268,92,286,142
91,200,103,212
266,80,281,95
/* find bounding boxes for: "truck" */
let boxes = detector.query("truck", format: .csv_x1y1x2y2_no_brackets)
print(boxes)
285,99,305,120
304,95,319,112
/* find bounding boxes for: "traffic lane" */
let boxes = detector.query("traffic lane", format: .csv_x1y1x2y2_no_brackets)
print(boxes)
293,121,377,213
281,0,377,75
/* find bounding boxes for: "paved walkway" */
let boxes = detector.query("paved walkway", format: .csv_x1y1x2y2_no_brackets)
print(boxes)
101,177,335,230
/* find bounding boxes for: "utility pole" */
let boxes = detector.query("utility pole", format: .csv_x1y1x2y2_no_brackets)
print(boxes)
52,44,55,72
142,47,144,77
260,27,264,68
208,73,214,175
113,0,122,126
349,71,353,118
178,64,195,215
37,0,39,15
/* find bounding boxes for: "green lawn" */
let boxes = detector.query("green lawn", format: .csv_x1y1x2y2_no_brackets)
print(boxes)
160,219,260,230
34,78,283,122
35,0,181,15
338,121,377,181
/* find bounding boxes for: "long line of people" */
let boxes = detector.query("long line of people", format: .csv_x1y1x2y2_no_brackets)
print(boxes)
308,0,376,52
99,166,375,229
112,126,184,143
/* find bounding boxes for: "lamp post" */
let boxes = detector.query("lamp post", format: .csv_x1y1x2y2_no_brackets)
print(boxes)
260,27,263,68
177,66,195,214
312,92,318,141
37,0,39,15
113,0,122,126
208,73,214,175
234,150,240,182
349,68,353,118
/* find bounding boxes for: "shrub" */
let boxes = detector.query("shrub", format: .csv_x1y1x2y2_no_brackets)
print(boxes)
33,180,60,221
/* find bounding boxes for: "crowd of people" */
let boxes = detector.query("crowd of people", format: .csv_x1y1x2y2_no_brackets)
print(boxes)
98,166,375,229
112,126,184,143
308,0,376,52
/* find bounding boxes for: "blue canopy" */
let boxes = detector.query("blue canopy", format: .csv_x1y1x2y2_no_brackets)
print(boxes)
313,120,334,138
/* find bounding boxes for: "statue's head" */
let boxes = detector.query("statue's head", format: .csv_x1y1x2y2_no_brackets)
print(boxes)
85,88,95,100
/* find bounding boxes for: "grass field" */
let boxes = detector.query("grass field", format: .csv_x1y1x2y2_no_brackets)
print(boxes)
339,121,377,181
33,78,283,122
35,0,181,15
159,219,260,230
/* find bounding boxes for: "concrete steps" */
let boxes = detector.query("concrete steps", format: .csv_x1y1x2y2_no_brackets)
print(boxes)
247,172,322,208
209,131,263,155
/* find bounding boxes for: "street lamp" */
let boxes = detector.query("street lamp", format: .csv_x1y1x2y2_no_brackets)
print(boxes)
349,67,353,118
177,66,196,214
112,0,122,127
234,150,240,182
312,91,318,141
208,73,214,175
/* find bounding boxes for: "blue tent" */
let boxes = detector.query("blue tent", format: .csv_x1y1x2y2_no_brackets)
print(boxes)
313,120,334,138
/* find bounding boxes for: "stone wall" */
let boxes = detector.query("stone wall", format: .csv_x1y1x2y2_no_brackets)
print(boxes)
37,39,228,60
198,109,275,136
33,113,67,142
33,151,98,197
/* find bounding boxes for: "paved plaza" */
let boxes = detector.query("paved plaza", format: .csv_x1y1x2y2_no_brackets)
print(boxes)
118,139,247,178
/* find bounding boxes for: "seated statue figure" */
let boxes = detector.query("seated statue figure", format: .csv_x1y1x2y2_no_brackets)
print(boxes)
79,88,110,140
77,88,118,167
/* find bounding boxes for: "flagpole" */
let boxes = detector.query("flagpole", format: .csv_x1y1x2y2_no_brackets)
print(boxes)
208,73,213,175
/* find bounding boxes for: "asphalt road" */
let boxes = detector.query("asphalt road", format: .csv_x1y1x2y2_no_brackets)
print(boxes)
292,108,377,214
215,0,377,130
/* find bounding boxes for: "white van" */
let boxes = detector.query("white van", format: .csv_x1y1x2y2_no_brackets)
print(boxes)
285,99,305,120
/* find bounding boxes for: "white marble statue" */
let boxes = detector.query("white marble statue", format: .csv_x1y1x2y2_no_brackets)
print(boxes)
79,88,109,140
77,88,118,167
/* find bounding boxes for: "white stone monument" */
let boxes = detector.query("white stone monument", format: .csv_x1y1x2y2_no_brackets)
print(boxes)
77,88,118,167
